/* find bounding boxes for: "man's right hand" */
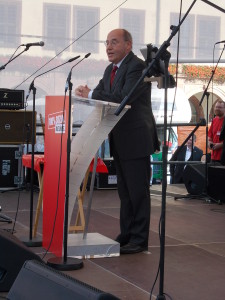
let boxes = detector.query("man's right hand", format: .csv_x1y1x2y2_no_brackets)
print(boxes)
74,85,90,98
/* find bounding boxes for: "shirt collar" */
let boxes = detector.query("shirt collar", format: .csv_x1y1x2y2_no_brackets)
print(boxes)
114,54,128,69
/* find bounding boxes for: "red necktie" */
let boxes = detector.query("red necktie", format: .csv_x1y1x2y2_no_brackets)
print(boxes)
110,65,118,87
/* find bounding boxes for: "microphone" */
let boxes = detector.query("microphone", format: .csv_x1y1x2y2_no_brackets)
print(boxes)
68,56,83,62
215,40,225,45
26,55,80,100
21,41,45,47
65,53,91,93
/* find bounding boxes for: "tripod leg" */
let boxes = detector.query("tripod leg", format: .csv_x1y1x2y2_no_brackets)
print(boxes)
0,214,12,223
0,206,12,223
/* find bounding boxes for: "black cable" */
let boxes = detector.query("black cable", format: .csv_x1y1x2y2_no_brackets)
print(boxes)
168,0,182,143
163,293,173,300
7,45,21,65
41,92,67,260
149,214,162,300
14,0,128,89
149,2,183,299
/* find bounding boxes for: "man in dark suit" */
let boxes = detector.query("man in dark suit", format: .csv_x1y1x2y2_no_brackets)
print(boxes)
75,28,159,254
170,134,203,184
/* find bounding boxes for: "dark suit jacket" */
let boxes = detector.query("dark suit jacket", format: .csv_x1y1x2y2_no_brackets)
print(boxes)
92,51,159,160
170,145,203,184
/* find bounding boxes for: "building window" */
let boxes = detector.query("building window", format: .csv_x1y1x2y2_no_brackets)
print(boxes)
196,15,220,58
120,8,145,55
170,13,195,59
43,4,71,51
73,6,100,53
0,0,21,47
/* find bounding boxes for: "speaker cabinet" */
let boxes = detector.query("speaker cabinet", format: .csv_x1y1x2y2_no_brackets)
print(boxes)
208,166,225,203
95,159,117,189
0,145,23,189
0,110,35,144
8,260,119,300
183,163,206,195
0,230,42,292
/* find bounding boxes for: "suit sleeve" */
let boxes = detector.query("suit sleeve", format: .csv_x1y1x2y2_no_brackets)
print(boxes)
169,147,179,175
198,148,203,159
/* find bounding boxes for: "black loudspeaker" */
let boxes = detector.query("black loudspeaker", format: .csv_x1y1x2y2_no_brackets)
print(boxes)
8,260,119,300
0,110,35,144
0,230,42,292
183,163,206,195
208,166,225,203
0,145,23,188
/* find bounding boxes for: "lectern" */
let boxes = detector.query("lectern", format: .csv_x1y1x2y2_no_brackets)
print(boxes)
42,96,129,258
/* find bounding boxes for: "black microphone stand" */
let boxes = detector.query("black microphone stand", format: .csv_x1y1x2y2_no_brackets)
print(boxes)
47,53,91,271
114,2,198,299
197,43,225,205
200,0,225,13
199,44,225,107
0,45,34,224
47,71,83,271
0,46,29,71
115,1,197,116
22,79,42,247
23,56,80,248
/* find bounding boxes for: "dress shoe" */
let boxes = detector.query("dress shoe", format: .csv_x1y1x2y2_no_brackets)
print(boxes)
120,243,148,254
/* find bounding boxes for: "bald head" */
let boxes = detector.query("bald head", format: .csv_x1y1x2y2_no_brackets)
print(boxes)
105,29,133,64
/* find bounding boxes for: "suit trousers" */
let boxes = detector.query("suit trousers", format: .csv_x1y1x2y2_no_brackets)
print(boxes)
113,152,151,247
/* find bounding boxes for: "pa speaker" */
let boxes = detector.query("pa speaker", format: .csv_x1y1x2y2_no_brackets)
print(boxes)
183,163,206,195
0,110,35,144
8,260,119,300
208,166,225,203
0,229,42,292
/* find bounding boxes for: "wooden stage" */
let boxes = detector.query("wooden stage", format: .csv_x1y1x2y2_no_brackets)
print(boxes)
0,183,225,299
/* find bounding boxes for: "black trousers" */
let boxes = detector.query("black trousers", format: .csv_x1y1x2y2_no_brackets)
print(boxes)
113,152,151,247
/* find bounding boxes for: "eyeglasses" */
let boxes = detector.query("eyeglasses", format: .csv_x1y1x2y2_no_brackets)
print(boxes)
215,106,225,109
104,39,119,47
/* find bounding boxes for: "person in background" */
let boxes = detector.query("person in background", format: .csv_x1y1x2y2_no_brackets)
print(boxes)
151,140,163,184
170,134,203,184
75,28,159,254
219,111,225,165
208,100,225,163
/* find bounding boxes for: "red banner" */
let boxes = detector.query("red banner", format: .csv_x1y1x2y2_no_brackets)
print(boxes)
43,96,68,257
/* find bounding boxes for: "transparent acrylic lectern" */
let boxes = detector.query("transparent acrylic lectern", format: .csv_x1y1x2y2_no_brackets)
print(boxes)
67,96,130,257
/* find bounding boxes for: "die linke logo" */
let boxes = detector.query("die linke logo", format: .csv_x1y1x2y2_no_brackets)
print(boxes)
48,111,66,134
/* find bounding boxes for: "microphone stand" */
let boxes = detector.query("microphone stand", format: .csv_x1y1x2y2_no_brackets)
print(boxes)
0,45,38,226
199,44,225,107
115,1,197,116
197,43,225,204
47,53,91,271
114,2,197,299
0,46,29,71
200,0,225,13
23,56,80,248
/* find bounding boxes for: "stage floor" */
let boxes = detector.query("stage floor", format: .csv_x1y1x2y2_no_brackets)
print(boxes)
1,183,225,299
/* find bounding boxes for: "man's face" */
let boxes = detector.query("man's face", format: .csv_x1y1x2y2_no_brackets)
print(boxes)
105,29,132,64
187,137,195,148
214,102,225,118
